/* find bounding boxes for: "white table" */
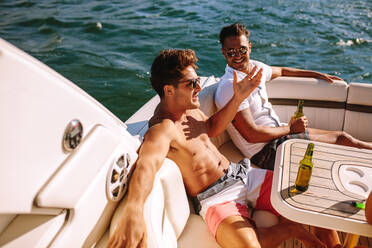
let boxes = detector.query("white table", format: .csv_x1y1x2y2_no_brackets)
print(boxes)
271,139,372,247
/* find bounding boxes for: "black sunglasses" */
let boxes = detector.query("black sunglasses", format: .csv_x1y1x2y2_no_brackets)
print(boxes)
225,46,248,58
179,77,200,89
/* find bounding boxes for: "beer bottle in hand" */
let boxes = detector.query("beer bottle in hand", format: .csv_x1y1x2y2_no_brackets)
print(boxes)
293,100,304,118
294,143,314,192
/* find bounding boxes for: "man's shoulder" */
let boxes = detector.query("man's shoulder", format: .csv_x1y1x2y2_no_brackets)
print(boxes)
145,118,178,143
216,69,234,93
149,114,162,128
149,115,175,129
251,60,272,78
219,68,233,84
250,59,268,67
215,69,234,109
188,108,207,120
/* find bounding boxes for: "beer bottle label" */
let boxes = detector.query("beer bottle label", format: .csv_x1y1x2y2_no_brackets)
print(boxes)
295,165,312,188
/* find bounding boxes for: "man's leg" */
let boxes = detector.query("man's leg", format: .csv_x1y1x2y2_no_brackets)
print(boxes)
215,215,260,248
310,226,342,248
308,128,372,150
215,215,328,248
252,169,341,248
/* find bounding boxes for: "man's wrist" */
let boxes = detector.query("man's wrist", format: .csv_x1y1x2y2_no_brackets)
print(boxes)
287,124,294,134
231,94,245,108
125,200,144,212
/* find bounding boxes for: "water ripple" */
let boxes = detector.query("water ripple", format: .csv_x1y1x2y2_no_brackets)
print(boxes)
0,0,370,121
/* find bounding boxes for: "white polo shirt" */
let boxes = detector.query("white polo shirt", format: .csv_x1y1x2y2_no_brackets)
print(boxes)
215,60,282,158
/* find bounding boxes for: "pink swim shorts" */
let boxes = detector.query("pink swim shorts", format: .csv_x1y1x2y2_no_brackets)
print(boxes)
197,164,279,238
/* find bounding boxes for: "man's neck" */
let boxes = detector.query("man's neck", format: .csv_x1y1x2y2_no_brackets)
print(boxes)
157,100,187,122
228,62,252,75
243,62,252,75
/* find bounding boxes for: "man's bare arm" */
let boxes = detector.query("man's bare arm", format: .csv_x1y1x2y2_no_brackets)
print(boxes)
206,67,262,137
233,108,308,143
232,66,338,144
107,120,175,248
271,66,342,83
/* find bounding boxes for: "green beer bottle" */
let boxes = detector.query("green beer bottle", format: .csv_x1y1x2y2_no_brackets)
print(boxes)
293,100,304,118
294,143,314,192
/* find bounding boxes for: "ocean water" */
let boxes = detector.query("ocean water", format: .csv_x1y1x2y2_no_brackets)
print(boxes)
1,0,371,121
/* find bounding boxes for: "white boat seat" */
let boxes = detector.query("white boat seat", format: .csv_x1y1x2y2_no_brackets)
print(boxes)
266,77,348,131
198,81,231,149
0,211,67,247
110,159,190,248
344,82,372,142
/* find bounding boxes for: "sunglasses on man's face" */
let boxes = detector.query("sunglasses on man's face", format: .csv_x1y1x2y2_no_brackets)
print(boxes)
225,46,249,58
180,77,200,89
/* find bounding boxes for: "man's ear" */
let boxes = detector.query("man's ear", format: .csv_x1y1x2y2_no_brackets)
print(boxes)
221,47,227,59
164,85,174,96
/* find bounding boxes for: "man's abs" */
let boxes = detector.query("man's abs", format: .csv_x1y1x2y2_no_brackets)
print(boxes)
167,137,230,197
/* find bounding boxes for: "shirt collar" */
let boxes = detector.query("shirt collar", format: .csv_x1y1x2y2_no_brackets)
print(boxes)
225,65,249,80
225,64,262,90
225,65,247,78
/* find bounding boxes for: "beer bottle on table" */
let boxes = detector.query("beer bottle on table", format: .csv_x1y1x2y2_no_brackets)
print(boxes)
294,143,314,192
293,99,304,118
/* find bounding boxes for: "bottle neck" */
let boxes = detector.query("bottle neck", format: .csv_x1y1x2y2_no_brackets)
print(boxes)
294,100,304,117
303,150,313,162
297,100,304,112
302,143,314,164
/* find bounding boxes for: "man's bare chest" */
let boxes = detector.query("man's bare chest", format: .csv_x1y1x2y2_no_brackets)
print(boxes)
172,116,210,151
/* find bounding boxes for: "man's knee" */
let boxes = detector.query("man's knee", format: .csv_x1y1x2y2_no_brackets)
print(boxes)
335,131,353,143
232,235,261,248
230,234,261,248
216,215,261,248
216,230,261,248
242,236,261,248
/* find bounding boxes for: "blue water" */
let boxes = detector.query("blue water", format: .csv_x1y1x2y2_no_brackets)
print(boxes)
1,0,371,121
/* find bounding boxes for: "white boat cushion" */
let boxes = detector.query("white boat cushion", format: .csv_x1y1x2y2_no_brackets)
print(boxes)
267,77,348,131
266,77,348,101
344,83,372,141
178,214,220,248
347,82,372,106
109,159,189,248
157,160,190,238
0,211,67,247
198,82,231,149
0,215,16,238
272,105,346,131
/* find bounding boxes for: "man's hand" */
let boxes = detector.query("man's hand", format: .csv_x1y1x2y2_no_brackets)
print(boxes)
232,66,263,101
316,73,342,84
289,116,308,134
272,66,343,84
107,207,147,248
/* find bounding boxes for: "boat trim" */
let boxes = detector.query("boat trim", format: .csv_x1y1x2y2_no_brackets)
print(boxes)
269,98,345,109
346,104,372,114
269,98,372,114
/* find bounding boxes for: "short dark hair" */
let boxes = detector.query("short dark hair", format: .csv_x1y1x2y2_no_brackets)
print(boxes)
150,49,198,98
219,23,250,47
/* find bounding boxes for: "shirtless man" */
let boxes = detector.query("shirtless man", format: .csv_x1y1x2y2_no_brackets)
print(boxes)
107,49,329,248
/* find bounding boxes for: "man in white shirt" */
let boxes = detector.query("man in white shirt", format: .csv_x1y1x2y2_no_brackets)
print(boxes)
215,23,372,173
215,23,372,248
